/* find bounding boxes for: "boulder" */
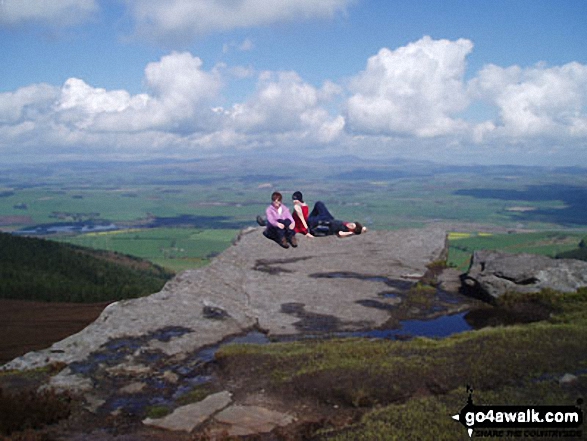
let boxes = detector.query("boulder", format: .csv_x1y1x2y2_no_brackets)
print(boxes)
462,250,587,302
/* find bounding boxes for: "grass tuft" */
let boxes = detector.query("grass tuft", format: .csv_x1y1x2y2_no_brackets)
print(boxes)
0,387,71,436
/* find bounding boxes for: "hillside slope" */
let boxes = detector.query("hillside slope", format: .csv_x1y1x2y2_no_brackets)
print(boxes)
0,232,174,303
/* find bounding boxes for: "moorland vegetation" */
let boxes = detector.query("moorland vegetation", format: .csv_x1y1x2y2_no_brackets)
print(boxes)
216,287,587,440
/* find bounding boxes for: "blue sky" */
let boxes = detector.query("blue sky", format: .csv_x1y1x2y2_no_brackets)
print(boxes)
1,0,586,166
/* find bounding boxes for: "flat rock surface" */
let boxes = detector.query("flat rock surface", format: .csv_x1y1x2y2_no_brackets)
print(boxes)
1,226,456,438
143,391,233,432
212,404,295,436
3,226,449,372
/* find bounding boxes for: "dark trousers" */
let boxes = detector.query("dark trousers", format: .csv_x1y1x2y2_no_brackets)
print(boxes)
308,202,345,236
308,201,335,226
264,218,295,243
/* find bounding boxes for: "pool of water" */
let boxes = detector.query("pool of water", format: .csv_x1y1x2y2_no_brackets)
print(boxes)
15,222,120,235
347,312,472,339
95,313,473,417
273,312,473,342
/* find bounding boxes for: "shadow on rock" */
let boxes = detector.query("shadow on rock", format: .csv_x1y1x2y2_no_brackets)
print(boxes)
280,302,341,332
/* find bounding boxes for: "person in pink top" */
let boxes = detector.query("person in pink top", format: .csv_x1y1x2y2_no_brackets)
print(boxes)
263,191,297,248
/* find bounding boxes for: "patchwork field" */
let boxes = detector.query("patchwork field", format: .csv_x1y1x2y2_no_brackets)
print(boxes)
1,157,587,271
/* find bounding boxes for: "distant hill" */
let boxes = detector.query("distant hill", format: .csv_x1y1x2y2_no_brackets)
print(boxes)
0,232,174,303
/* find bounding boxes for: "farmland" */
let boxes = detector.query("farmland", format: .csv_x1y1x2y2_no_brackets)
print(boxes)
57,228,239,272
1,156,587,272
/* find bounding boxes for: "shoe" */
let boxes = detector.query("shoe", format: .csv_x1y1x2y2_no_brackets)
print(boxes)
279,237,289,248
289,236,298,247
256,215,266,226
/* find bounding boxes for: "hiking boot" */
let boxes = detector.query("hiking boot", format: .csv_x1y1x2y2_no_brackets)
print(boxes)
256,215,266,226
289,236,298,247
279,237,289,248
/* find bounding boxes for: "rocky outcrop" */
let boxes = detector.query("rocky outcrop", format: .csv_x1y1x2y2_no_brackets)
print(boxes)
2,226,449,373
462,250,587,302
0,226,458,437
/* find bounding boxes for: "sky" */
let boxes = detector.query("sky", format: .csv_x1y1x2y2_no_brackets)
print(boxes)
1,0,586,166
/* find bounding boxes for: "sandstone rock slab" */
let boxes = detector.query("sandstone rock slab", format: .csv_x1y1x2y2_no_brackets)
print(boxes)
213,405,295,437
143,390,232,432
3,226,449,374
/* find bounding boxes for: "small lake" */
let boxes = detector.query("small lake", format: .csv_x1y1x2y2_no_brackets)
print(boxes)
13,214,247,236
15,222,120,235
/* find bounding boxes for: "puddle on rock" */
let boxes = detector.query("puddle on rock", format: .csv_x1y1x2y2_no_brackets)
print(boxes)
397,312,472,338
96,330,271,416
99,312,475,419
76,277,548,421
274,312,473,341
69,326,193,377
379,292,401,301
82,288,475,418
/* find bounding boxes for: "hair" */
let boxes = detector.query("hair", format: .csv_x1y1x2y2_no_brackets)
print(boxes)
353,222,364,234
292,191,304,202
271,191,283,202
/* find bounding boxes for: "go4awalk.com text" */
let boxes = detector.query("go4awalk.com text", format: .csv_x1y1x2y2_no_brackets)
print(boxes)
452,386,583,438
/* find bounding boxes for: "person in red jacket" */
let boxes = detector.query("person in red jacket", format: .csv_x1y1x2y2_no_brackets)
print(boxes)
291,191,313,237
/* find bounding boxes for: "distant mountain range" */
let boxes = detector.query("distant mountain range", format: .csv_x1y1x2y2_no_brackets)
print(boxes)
2,155,586,188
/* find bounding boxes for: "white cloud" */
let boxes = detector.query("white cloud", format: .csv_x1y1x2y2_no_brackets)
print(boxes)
344,36,587,162
468,62,587,140
57,78,146,114
52,52,221,133
124,0,353,42
225,71,344,143
228,71,318,132
0,0,98,27
55,78,150,130
346,36,473,138
143,51,221,123
0,84,58,124
2,37,587,165
0,52,224,158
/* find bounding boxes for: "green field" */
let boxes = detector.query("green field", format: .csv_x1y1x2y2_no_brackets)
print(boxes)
55,228,239,272
2,158,587,272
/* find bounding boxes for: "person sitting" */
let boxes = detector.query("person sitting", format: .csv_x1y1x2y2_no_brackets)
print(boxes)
291,191,313,237
263,191,297,248
307,201,367,237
